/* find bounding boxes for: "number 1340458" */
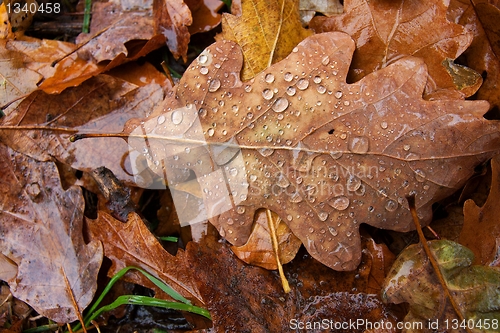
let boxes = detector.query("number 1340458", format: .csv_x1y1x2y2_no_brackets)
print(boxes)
6,2,60,14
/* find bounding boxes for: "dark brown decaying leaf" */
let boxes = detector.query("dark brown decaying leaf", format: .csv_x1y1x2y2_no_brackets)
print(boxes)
460,154,500,265
0,143,103,323
86,212,204,305
310,0,475,99
186,235,401,332
186,0,224,34
0,75,165,184
126,32,500,271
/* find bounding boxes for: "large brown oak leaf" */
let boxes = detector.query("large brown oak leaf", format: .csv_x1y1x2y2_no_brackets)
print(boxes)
126,32,500,270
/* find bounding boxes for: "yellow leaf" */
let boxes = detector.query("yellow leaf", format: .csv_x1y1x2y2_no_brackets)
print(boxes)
216,0,312,80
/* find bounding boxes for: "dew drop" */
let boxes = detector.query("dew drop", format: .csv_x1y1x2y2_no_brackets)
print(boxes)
346,174,362,191
272,97,289,112
276,173,290,188
249,174,257,182
290,191,303,203
321,56,330,65
313,76,322,84
171,110,183,125
198,54,208,64
318,212,329,221
244,85,252,92
380,121,388,129
316,85,326,94
309,227,315,233
265,73,275,83
200,66,209,75
348,136,369,154
287,215,293,221
207,128,215,136
262,89,274,100
157,115,166,125
296,78,309,90
403,144,411,151
385,200,398,212
208,79,221,92
259,148,274,157
414,169,426,182
227,218,234,225
334,91,343,99
236,206,246,214
228,167,238,176
284,72,293,82
198,108,207,117
329,196,350,210
286,86,296,96
246,112,254,119
329,226,338,236
232,105,239,113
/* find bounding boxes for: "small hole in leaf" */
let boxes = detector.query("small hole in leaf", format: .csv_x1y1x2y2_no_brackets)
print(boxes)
328,129,335,134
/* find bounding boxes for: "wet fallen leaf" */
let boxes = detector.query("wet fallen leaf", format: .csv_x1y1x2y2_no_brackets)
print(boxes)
126,32,500,271
310,0,477,99
216,0,312,80
382,240,500,333
0,143,103,323
86,211,204,306
186,0,224,34
186,235,401,332
460,154,500,265
0,75,165,184
299,0,342,25
231,209,301,270
0,38,43,112
37,0,167,94
154,0,192,61
449,0,500,110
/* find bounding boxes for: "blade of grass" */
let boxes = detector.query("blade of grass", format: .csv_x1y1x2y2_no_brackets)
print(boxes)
86,295,211,324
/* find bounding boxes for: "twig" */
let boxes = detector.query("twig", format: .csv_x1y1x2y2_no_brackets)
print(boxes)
406,195,471,333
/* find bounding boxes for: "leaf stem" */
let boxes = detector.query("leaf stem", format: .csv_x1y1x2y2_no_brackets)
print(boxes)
266,209,290,293
406,195,471,333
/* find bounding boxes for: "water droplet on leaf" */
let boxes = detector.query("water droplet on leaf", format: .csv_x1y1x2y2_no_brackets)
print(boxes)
272,97,289,112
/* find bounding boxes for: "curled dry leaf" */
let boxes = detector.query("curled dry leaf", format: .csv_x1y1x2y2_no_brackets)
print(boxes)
382,240,500,333
0,143,103,323
460,154,500,266
216,0,312,80
0,75,164,184
87,211,204,305
126,32,500,271
310,0,477,99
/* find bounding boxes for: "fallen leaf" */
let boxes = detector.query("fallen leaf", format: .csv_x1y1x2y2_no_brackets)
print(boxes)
86,211,204,306
154,0,192,61
0,39,42,112
460,154,500,265
186,235,401,332
449,0,500,110
38,1,167,94
299,0,342,25
231,209,301,269
0,75,165,184
125,32,500,271
186,0,224,34
0,143,103,323
216,0,312,80
382,240,500,333
0,3,13,39
310,0,476,99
